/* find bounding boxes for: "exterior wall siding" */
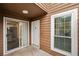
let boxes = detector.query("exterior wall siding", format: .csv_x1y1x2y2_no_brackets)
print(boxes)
39,4,79,56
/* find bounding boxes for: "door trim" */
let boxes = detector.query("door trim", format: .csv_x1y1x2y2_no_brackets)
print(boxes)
3,17,29,55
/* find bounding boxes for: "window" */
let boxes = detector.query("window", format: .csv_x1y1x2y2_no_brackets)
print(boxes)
51,9,78,56
54,15,71,52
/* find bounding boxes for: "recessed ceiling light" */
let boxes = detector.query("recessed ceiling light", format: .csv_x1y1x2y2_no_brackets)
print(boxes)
22,10,28,14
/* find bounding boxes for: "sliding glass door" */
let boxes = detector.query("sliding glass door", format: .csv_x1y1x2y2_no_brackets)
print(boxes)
4,17,29,54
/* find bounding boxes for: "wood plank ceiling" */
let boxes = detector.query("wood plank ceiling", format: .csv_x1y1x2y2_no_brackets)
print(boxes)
0,3,47,21
0,3,78,21
36,3,78,13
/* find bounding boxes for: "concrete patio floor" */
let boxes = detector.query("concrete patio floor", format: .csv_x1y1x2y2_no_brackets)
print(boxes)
5,45,52,56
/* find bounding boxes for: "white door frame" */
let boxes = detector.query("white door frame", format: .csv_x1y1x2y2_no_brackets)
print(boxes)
3,17,29,55
31,20,40,48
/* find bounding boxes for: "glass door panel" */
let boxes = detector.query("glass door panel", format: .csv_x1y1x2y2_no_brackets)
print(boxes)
7,21,19,51
20,22,28,47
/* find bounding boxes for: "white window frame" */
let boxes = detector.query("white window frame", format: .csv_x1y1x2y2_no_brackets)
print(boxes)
51,8,78,56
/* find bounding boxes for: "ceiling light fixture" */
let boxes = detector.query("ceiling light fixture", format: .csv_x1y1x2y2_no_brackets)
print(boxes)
22,10,28,14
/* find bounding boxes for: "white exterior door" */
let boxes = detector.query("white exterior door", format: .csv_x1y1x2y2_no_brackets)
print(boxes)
31,20,40,47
